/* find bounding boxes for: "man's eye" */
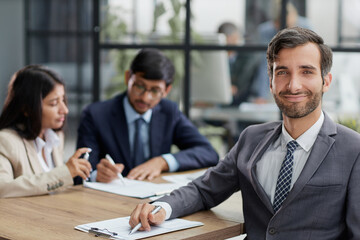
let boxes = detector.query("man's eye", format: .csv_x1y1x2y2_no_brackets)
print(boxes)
151,89,160,94
277,71,287,75
135,84,145,90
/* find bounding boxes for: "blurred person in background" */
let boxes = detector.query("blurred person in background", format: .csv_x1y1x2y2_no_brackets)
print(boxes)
218,22,261,106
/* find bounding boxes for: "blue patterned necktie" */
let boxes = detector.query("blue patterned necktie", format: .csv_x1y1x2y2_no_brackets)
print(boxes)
133,118,145,167
273,140,299,212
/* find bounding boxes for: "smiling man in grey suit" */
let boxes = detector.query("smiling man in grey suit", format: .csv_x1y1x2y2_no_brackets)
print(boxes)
129,27,360,239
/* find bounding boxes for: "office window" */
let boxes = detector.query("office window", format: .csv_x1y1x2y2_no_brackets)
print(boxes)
25,0,93,158
26,0,93,119
24,0,360,153
100,0,186,45
92,0,360,151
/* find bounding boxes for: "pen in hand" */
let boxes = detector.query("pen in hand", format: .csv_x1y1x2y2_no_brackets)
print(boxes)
129,205,162,235
83,152,90,161
105,154,126,185
83,151,91,181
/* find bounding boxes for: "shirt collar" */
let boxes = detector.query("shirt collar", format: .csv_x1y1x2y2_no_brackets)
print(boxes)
123,96,152,124
34,129,60,153
281,111,324,152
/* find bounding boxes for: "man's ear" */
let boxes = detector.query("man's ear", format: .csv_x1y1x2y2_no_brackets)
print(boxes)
163,84,172,97
322,72,332,93
124,70,131,86
269,77,274,94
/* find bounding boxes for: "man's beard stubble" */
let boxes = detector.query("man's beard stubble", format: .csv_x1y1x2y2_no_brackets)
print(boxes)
273,89,322,118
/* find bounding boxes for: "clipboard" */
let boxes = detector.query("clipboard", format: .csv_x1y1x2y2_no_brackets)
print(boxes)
75,216,203,239
89,227,119,238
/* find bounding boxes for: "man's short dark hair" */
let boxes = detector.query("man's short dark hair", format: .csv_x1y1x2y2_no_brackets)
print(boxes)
218,22,239,37
130,48,175,86
267,27,333,80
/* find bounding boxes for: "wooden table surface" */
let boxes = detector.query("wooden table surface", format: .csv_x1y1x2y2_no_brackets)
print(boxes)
0,172,243,240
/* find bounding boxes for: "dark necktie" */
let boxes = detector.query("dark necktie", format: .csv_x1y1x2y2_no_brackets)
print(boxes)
273,140,299,212
133,118,145,167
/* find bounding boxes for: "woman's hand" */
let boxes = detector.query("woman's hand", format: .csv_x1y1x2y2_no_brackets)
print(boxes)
65,147,92,180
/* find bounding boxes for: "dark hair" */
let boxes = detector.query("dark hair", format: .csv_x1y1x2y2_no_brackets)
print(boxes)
218,22,240,37
130,48,175,86
0,65,66,140
267,27,333,80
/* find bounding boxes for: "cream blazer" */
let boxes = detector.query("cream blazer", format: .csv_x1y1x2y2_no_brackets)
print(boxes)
0,128,73,198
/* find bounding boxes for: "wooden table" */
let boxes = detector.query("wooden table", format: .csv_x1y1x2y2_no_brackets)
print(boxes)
0,173,243,240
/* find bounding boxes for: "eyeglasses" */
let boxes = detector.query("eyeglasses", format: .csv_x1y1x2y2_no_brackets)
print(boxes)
132,83,164,99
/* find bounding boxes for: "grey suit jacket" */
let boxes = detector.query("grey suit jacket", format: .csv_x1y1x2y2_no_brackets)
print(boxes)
160,113,360,240
0,128,73,198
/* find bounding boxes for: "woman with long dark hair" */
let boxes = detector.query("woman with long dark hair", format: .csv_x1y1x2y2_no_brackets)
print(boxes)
0,65,92,198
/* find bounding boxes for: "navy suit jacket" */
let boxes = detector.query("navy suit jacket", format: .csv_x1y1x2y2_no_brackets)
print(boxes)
77,92,218,177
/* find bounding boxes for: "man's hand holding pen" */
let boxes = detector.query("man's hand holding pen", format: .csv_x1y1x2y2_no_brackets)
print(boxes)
129,203,166,233
96,158,125,183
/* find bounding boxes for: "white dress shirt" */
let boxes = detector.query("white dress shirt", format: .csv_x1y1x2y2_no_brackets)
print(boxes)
34,129,60,172
256,112,324,203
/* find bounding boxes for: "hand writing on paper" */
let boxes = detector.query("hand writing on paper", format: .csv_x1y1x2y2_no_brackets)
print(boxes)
66,147,92,180
96,158,124,183
127,156,169,181
129,203,166,232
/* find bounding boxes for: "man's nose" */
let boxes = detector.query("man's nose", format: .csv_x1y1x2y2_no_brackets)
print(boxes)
287,74,302,91
139,90,153,101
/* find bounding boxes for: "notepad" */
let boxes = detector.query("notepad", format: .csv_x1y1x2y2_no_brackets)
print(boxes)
75,216,203,240
83,178,183,199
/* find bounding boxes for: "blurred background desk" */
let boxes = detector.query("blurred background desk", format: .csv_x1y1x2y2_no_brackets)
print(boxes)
0,171,243,240
191,103,280,155
191,103,280,123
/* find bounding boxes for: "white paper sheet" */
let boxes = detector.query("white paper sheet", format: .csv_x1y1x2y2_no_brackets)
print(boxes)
83,178,183,199
162,169,207,185
75,216,203,240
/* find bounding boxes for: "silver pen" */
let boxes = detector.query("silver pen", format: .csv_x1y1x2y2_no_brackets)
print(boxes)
83,151,90,181
129,205,162,235
105,154,126,185
83,152,90,161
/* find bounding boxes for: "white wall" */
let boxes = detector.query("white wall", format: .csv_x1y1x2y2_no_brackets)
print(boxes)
306,0,338,45
191,0,245,34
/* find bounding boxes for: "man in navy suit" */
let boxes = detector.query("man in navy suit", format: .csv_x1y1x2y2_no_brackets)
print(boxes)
77,48,218,182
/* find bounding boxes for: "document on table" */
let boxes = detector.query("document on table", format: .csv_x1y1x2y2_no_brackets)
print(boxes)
83,178,183,199
75,216,203,240
162,169,207,185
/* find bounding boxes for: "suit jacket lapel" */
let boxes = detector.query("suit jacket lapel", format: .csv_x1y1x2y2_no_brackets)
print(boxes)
149,104,165,157
283,113,336,209
249,123,282,212
111,94,132,168
23,139,43,174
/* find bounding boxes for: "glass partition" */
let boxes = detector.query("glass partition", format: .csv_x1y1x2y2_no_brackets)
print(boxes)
100,0,186,44
25,0,360,154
